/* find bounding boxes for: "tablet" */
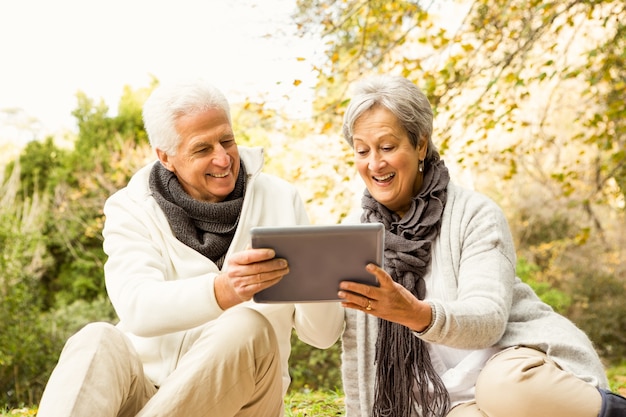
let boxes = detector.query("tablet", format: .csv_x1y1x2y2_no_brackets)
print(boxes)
251,223,384,303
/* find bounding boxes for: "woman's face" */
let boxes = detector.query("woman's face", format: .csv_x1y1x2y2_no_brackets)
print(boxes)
352,105,428,217
156,107,241,203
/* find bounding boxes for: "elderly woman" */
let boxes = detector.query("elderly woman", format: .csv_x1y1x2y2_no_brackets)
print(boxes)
337,75,625,417
37,79,343,417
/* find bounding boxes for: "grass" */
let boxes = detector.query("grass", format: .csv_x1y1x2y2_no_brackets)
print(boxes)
0,409,36,417
3,367,624,417
284,389,345,416
607,362,626,395
1,391,345,417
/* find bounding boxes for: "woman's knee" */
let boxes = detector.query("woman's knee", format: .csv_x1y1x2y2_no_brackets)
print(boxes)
475,346,601,417
477,347,547,391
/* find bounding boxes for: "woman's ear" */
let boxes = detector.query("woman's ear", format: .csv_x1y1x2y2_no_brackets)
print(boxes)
418,136,429,160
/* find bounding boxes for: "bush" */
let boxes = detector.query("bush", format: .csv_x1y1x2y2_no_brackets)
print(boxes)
289,332,342,392
567,270,626,365
516,257,572,314
0,174,55,407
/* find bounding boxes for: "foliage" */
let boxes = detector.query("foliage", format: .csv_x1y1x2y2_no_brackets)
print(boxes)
607,362,626,395
284,389,345,416
516,257,572,315
0,162,118,408
0,83,151,408
0,167,54,407
12,85,153,310
3,137,67,196
0,408,37,417
294,0,626,238
289,333,342,392
295,0,625,200
2,0,625,408
294,0,626,367
567,270,626,364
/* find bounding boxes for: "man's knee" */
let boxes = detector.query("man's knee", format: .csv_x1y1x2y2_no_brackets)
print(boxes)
229,308,273,333
62,322,126,356
221,307,278,352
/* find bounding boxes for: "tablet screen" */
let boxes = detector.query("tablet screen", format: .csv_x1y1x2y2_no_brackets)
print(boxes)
251,223,384,303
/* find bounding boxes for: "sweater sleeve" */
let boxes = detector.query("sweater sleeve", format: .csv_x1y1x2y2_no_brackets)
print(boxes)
294,302,344,348
103,189,223,337
417,187,517,349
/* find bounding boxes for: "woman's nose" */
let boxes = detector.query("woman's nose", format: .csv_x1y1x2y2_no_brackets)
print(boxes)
368,152,385,171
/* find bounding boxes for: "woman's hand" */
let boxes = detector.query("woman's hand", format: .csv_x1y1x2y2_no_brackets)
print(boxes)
338,263,433,332
215,248,289,309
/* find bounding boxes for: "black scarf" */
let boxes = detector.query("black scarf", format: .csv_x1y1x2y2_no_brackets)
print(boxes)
361,159,451,417
148,161,246,269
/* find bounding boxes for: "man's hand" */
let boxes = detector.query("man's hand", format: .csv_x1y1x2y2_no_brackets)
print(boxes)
214,248,288,309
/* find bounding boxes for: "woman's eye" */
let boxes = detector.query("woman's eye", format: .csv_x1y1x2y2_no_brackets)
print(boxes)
381,146,394,152
355,149,368,156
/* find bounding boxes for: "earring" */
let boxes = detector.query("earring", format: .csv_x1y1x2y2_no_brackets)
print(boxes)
418,159,425,173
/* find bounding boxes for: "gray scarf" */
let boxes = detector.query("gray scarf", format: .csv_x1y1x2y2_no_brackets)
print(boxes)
361,159,450,417
148,162,246,269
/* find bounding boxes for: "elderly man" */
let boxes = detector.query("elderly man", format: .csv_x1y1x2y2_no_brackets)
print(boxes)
37,79,343,417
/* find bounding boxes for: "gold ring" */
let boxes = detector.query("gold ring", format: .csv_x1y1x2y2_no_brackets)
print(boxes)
365,299,372,311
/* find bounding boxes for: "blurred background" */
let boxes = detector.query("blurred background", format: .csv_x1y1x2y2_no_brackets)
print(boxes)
1,0,624,410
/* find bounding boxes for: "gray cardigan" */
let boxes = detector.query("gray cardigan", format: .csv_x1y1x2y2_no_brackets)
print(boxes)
341,182,608,416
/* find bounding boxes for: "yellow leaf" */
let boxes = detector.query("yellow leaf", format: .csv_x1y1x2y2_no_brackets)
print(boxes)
293,79,302,86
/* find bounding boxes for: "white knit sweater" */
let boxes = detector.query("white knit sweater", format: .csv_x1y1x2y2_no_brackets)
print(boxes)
103,147,344,392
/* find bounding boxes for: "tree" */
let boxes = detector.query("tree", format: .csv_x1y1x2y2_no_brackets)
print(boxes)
0,164,55,407
293,0,626,363
0,83,151,407
294,0,625,212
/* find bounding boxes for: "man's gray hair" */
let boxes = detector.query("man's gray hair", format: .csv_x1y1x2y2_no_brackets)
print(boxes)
342,75,440,162
142,79,232,155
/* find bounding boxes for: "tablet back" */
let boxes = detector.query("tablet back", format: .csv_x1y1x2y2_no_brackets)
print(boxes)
251,223,384,303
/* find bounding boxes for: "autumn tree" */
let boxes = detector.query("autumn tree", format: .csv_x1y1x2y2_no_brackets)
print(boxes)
294,0,626,361
294,0,624,200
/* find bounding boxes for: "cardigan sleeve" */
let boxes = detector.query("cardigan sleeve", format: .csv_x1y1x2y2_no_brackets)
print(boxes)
417,186,517,349
103,188,223,337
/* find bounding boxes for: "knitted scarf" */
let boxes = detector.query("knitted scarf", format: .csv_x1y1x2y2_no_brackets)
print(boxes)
148,161,246,269
361,159,451,417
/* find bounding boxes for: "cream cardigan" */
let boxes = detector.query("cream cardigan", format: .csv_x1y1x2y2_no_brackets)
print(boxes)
341,182,608,416
103,146,344,392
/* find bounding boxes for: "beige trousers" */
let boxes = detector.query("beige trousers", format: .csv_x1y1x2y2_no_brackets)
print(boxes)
447,346,602,417
37,307,283,417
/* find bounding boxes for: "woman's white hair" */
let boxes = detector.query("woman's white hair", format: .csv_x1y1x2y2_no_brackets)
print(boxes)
142,79,231,155
342,75,440,163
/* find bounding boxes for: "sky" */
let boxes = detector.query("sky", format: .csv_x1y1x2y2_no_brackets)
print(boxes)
0,0,320,145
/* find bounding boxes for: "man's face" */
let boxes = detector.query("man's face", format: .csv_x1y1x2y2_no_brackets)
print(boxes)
157,107,240,203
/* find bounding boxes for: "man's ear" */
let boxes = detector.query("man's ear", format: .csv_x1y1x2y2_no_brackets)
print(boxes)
156,148,175,172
